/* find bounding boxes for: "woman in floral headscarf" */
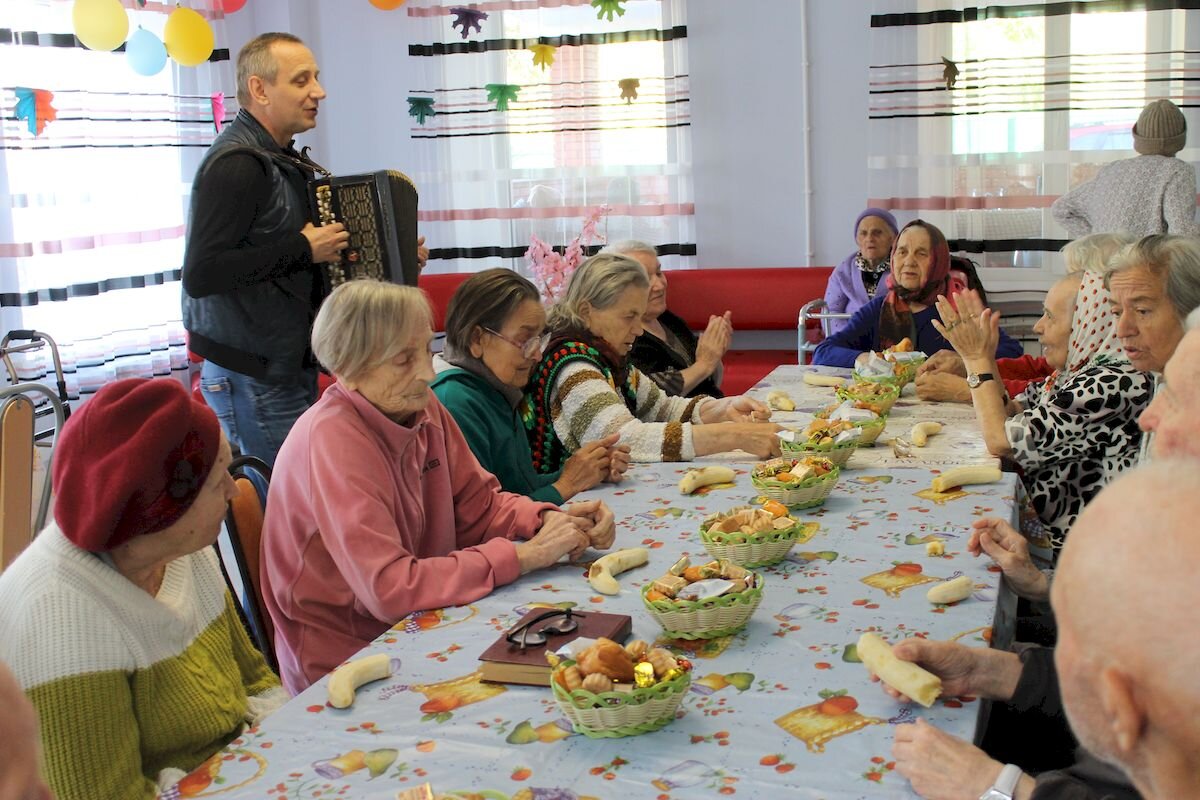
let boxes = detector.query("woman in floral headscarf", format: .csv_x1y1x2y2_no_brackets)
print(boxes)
813,219,1023,367
937,271,1155,551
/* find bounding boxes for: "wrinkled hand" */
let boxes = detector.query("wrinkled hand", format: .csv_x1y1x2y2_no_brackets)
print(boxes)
516,512,590,574
605,443,631,483
696,312,733,370
918,349,967,377
932,290,1001,362
868,638,992,701
704,395,773,424
417,235,429,271
560,436,614,496
564,499,616,550
969,518,1050,601
893,719,1007,800
730,422,783,458
301,221,350,264
915,372,972,404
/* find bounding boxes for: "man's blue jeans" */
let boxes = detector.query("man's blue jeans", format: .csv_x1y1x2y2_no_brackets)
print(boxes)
199,360,318,470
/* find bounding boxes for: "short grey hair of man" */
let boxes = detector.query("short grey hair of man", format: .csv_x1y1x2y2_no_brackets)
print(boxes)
311,280,432,382
236,32,305,106
1104,234,1200,322
1062,232,1135,275
601,239,658,260
547,252,649,333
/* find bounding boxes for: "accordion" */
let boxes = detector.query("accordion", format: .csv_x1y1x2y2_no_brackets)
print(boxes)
307,170,420,295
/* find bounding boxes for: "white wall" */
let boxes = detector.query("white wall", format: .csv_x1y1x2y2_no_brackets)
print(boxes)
222,0,871,267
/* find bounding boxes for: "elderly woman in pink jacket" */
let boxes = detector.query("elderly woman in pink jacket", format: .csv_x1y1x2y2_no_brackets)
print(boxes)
261,280,616,695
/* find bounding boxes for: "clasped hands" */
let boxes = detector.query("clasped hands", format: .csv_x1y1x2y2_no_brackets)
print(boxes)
517,501,616,574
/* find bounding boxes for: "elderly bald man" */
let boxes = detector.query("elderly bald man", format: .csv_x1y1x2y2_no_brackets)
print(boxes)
0,660,53,800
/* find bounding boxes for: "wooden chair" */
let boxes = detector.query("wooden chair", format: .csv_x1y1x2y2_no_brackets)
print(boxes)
216,455,277,672
0,384,65,572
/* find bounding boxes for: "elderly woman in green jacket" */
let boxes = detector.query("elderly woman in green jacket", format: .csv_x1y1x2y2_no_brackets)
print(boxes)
432,269,630,502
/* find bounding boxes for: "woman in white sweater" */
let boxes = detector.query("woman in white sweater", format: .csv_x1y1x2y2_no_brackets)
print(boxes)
524,252,782,473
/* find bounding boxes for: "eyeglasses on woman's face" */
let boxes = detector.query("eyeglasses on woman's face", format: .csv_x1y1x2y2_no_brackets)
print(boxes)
505,608,578,651
484,327,545,359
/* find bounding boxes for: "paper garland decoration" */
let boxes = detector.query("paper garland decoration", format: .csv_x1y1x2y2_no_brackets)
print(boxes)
529,43,557,70
591,0,627,22
485,84,520,111
14,88,58,136
408,96,436,124
211,92,226,132
72,0,130,52
449,7,488,39
619,78,639,103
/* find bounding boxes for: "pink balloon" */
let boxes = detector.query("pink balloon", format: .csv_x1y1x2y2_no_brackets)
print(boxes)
220,0,248,13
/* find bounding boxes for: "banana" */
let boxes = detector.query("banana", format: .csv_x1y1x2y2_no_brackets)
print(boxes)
857,632,942,708
679,465,736,495
587,547,650,595
927,574,975,605
909,422,943,447
802,372,846,388
327,654,394,709
931,464,1002,493
766,390,796,412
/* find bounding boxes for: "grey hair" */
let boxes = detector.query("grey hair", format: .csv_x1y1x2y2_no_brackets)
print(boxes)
547,252,649,332
1062,232,1135,275
311,280,432,382
443,268,541,353
1105,234,1200,322
236,32,305,106
601,239,659,260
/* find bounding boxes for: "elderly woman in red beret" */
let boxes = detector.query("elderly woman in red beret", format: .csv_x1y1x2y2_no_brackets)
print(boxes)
0,378,284,800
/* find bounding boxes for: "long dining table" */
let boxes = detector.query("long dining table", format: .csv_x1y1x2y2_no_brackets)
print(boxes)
168,365,1020,800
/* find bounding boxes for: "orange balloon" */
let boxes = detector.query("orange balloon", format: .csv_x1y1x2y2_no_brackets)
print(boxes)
368,0,406,8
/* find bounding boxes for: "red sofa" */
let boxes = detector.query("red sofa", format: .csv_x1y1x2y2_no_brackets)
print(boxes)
419,266,834,396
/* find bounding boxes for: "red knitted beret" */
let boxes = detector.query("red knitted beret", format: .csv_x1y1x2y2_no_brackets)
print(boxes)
52,378,221,552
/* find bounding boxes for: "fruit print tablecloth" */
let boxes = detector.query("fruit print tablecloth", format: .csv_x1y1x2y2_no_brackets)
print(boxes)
171,455,1019,800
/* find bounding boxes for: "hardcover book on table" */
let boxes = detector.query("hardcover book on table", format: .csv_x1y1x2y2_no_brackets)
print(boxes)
478,608,632,686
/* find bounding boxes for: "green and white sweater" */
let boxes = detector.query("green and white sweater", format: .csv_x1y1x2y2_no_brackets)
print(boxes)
0,524,285,800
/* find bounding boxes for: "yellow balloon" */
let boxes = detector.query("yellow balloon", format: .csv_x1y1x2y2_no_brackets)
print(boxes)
164,7,214,68
369,0,407,9
72,0,129,52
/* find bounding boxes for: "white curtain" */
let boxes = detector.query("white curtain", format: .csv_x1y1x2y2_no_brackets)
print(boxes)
0,0,234,403
402,0,693,274
868,0,1200,278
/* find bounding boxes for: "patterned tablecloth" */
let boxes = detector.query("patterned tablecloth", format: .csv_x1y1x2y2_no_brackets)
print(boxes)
170,371,1019,800
737,365,999,469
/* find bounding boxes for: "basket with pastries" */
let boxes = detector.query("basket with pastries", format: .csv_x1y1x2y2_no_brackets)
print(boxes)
750,456,839,508
779,418,860,467
834,380,901,417
814,401,888,445
550,638,692,738
641,558,764,640
698,504,811,567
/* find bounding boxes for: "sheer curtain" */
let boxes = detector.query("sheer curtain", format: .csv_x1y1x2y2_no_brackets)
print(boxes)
404,0,693,274
868,0,1200,284
0,0,233,403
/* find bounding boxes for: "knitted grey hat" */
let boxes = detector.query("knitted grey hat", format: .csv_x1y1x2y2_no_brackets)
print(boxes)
1133,99,1186,156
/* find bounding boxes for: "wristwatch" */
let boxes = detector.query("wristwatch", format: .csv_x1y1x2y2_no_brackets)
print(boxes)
966,372,995,389
978,763,1022,800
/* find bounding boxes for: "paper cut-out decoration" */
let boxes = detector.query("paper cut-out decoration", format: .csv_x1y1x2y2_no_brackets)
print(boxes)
485,84,520,112
126,27,167,76
941,57,959,90
369,0,406,9
211,93,226,133
619,78,640,103
72,0,130,52
591,0,628,22
14,88,57,136
407,97,436,125
529,43,557,71
220,0,249,12
449,7,488,39
164,6,214,67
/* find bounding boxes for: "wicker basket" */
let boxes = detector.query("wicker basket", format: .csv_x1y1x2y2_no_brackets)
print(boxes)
837,382,901,415
699,512,815,567
642,577,765,640
780,437,857,468
852,415,888,445
751,465,840,509
551,659,691,738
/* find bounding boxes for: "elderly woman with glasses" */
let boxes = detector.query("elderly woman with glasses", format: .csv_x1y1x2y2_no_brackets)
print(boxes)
262,280,616,694
525,252,783,473
433,269,630,502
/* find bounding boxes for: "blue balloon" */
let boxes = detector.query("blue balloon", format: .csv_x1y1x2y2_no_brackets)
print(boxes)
126,28,167,76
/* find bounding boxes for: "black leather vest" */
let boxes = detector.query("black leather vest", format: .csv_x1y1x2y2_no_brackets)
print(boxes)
182,110,317,381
